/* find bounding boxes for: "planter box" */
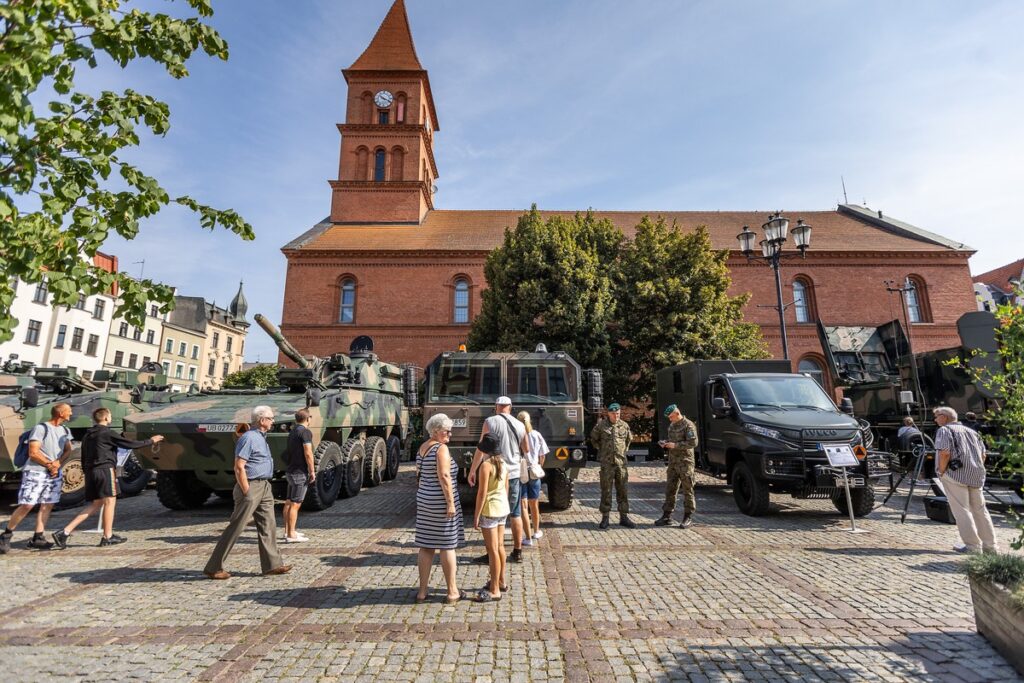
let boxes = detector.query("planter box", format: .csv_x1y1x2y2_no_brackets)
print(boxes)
969,575,1024,676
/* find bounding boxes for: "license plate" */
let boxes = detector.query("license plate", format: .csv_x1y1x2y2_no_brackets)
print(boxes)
835,475,865,487
452,418,467,428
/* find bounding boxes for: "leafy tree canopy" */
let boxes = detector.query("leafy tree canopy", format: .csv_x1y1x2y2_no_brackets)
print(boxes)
0,0,253,342
223,364,279,390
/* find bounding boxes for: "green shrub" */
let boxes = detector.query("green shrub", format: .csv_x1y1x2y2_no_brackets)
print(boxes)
962,552,1024,609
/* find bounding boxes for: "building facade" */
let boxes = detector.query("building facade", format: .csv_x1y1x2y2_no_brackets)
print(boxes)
974,258,1023,311
104,298,166,373
158,289,249,391
202,283,250,390
158,319,207,392
279,1,979,387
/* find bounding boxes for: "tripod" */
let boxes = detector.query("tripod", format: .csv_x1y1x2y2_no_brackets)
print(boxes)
881,437,942,523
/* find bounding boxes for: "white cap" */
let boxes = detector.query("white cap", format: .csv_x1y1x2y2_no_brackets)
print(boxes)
495,396,512,406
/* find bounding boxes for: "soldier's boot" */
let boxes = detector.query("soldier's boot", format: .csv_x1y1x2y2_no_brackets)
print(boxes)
654,514,672,527
598,514,610,530
679,513,694,529
619,514,636,529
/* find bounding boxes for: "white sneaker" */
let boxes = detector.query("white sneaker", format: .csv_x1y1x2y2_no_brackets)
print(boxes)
296,532,309,539
521,538,533,547
284,535,309,543
533,530,544,539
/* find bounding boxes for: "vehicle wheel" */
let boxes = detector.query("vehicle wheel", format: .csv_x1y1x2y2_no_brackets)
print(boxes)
117,453,152,497
363,436,385,488
384,434,402,481
731,461,770,516
546,469,573,510
55,444,86,510
832,484,875,518
339,439,365,499
155,471,211,510
303,441,343,511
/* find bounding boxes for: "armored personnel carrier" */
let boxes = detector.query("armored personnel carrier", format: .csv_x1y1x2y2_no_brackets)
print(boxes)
123,316,409,511
1,360,169,507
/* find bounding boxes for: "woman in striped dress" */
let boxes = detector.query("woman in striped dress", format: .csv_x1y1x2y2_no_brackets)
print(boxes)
415,413,466,603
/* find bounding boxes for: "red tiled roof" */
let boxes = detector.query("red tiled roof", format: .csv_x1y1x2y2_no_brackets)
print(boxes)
289,209,961,253
348,0,423,72
974,258,1024,290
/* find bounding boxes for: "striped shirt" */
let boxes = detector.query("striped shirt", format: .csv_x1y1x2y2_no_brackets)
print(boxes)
934,422,986,488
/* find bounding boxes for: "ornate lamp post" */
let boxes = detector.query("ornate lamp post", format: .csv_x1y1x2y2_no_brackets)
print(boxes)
736,212,812,360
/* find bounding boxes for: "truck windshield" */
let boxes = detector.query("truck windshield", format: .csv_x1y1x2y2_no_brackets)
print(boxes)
427,358,501,402
730,376,837,412
507,360,578,403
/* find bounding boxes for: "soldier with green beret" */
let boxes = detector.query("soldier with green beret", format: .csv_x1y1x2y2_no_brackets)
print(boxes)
590,402,635,529
656,404,699,529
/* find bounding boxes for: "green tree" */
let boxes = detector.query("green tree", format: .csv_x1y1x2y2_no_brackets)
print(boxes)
0,0,253,342
223,364,279,390
467,206,623,370
610,218,766,415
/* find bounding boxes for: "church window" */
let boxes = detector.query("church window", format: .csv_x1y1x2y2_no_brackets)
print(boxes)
904,275,929,323
339,279,356,324
373,149,386,182
391,147,404,181
792,276,816,323
378,110,389,125
453,278,470,323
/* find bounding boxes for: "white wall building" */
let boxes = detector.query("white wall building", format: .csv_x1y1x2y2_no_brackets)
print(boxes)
104,301,166,372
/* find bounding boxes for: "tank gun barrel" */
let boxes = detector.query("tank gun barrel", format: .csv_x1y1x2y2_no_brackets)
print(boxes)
255,314,311,369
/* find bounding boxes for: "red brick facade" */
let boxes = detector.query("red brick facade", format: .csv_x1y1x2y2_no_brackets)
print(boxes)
280,1,978,380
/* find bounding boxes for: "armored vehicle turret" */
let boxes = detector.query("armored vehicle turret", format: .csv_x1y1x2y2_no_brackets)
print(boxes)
123,315,410,511
1,361,171,507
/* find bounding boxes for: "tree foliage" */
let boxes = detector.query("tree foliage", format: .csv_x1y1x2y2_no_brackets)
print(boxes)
0,0,254,342
223,364,279,390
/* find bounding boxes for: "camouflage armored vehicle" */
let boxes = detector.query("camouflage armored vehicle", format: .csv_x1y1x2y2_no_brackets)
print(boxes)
123,315,410,511
1,361,170,508
420,345,602,510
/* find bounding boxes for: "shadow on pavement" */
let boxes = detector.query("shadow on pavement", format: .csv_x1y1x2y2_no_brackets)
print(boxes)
54,567,207,584
227,585,419,608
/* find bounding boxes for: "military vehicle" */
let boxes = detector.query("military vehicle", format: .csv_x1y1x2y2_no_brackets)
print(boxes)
123,315,410,511
654,360,892,517
1,360,169,508
420,345,601,510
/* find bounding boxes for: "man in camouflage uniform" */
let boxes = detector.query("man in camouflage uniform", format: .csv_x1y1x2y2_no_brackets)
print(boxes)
590,402,635,529
656,404,699,529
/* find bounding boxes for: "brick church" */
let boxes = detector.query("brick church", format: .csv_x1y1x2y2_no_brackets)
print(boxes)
280,0,977,389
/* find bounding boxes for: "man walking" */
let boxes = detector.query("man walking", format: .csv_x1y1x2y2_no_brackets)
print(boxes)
282,408,315,543
52,408,163,548
590,402,635,529
204,406,291,579
469,396,530,563
1,403,73,553
656,404,699,529
933,406,1000,554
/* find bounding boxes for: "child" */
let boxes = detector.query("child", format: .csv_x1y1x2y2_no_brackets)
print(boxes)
473,433,509,602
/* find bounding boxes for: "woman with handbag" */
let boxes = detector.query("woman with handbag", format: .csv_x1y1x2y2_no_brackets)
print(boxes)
518,411,549,543
473,433,509,602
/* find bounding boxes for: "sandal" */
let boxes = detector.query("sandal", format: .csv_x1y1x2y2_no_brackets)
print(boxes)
481,583,509,593
443,590,467,605
474,589,502,603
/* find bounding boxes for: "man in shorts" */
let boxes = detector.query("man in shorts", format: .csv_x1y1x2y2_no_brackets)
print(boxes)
283,408,315,542
0,403,73,553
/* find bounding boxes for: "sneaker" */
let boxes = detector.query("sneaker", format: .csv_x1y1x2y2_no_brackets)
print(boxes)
99,534,127,547
27,534,53,550
0,529,12,555
509,548,522,563
521,538,533,547
284,535,309,543
533,529,544,539
52,529,69,550
471,553,490,565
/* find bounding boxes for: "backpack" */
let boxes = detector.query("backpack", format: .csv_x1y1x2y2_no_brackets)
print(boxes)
13,423,51,469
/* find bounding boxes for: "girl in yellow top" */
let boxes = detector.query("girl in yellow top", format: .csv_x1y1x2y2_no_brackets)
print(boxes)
474,433,509,602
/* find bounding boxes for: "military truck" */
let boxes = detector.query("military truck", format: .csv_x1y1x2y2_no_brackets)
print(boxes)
420,346,601,510
654,360,892,516
123,315,409,511
1,361,168,508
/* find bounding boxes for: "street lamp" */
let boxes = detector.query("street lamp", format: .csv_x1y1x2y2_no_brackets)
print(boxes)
736,212,812,360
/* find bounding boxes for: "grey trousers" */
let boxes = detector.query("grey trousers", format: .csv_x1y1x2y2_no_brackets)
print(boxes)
204,480,283,574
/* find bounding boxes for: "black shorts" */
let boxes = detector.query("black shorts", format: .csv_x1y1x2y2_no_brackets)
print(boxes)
286,471,309,503
85,466,118,501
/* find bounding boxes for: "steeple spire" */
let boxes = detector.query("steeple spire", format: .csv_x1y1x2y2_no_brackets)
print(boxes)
348,0,423,72
229,280,249,327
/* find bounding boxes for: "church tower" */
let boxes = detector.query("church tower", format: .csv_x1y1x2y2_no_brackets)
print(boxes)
330,0,439,224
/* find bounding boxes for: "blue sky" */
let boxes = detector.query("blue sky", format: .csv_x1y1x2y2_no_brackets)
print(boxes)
86,0,1023,362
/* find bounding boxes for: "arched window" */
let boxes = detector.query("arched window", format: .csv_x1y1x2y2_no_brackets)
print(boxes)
904,276,929,323
792,277,815,323
356,147,369,181
453,278,469,323
798,357,825,388
373,149,386,182
339,279,356,324
390,147,404,181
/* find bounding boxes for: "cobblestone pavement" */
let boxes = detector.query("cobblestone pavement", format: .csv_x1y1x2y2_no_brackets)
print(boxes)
1,462,1021,682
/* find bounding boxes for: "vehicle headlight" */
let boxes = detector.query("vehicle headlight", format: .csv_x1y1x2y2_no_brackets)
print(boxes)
571,449,584,462
744,423,781,440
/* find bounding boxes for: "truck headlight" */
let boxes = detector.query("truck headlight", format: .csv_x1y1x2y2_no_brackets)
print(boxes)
744,423,781,440
571,449,584,462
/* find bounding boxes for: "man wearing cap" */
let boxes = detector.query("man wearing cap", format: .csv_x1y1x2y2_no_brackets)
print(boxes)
468,396,530,563
590,402,635,529
656,404,699,528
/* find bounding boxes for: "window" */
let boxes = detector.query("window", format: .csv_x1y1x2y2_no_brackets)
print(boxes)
373,149,386,181
114,351,124,366
212,332,219,349
188,366,196,381
378,110,389,125
133,327,142,341
165,338,173,353
150,304,159,317
142,355,150,365
146,330,155,344
339,279,356,323
161,361,170,374
904,276,929,323
798,357,826,388
74,293,86,310
191,344,199,360
86,334,99,356
453,278,469,323
93,299,105,320
33,279,48,304
223,362,229,378
174,363,183,379
226,337,233,353
70,327,84,351
792,278,815,323
178,341,186,356
54,324,67,348
128,353,138,369
208,358,216,375
119,322,129,337
25,320,42,344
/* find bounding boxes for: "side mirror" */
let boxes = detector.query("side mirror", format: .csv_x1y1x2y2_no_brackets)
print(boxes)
840,398,854,415
711,397,730,417
21,386,39,410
